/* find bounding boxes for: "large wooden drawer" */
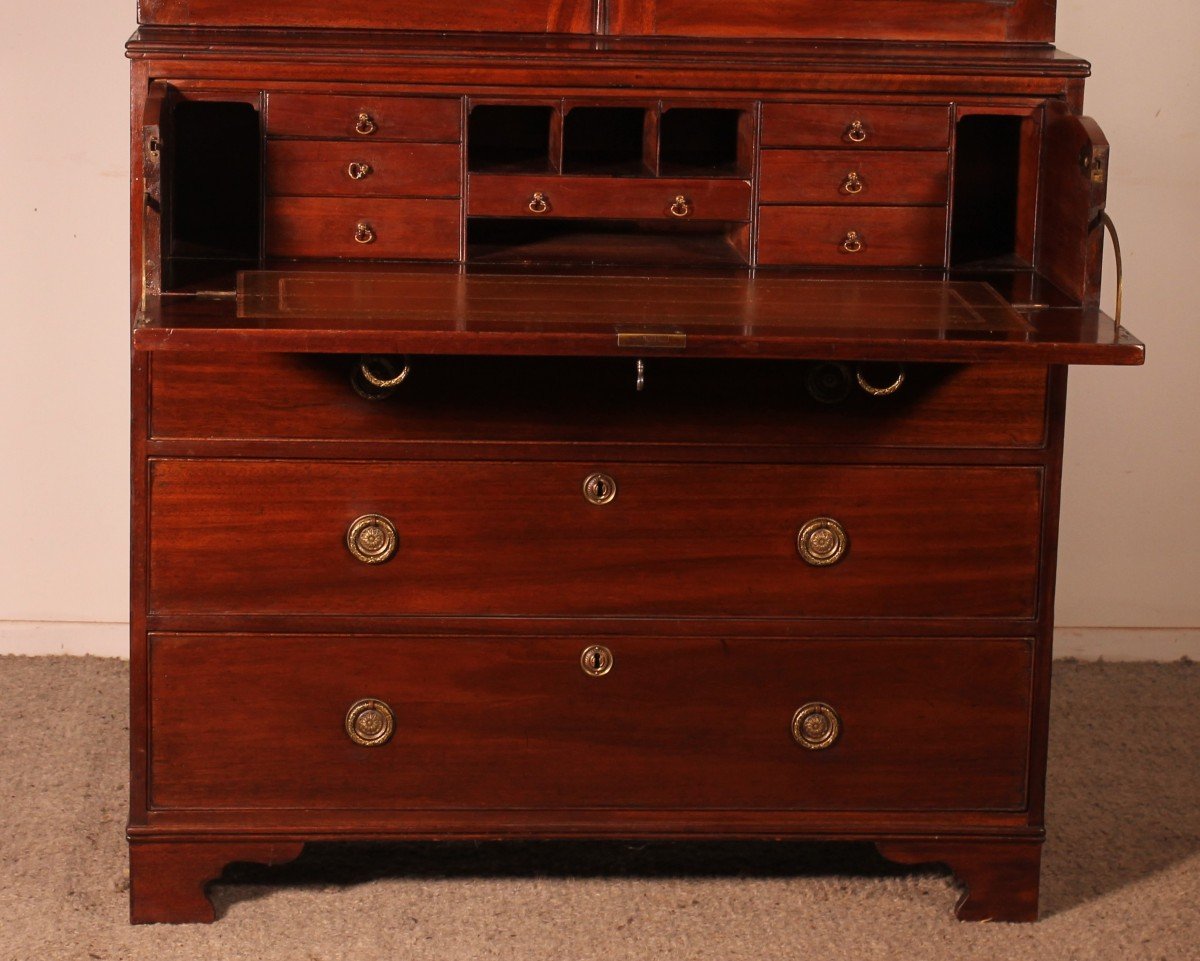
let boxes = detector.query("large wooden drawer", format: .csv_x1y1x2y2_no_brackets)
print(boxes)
267,94,462,142
266,141,462,198
760,150,949,205
148,460,1042,618
761,103,951,149
758,206,947,267
266,197,461,260
150,354,1050,450
148,633,1033,812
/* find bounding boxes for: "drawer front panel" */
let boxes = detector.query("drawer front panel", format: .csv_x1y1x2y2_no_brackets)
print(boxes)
148,460,1042,618
760,150,949,205
267,94,462,142
265,197,461,260
148,634,1033,812
151,354,1049,449
761,104,951,149
266,142,462,199
758,206,947,267
468,174,753,221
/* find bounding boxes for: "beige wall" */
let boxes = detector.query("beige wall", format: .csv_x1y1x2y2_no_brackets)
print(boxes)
1,2,1197,656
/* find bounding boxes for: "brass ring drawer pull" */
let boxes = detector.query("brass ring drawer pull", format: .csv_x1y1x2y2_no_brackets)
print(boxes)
355,112,377,136
841,171,864,194
528,192,550,214
359,355,410,389
797,517,848,567
351,355,410,400
669,194,691,218
346,698,395,746
347,161,373,180
792,702,841,750
856,364,906,397
581,644,614,677
354,222,376,245
846,119,867,143
841,230,864,254
346,514,399,564
582,472,617,505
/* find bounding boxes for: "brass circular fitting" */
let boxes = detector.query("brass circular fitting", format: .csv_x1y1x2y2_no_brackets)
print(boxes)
797,517,848,567
669,195,692,218
580,644,614,677
355,112,377,136
791,702,841,750
347,161,373,180
804,362,853,405
346,514,399,564
354,222,376,244
528,192,550,214
842,171,864,194
841,230,864,254
582,472,617,506
856,364,906,397
846,119,867,143
345,698,395,747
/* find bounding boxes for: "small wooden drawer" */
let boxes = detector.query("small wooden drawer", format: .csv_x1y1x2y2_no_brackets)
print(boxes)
265,197,460,260
266,141,462,198
759,150,949,205
148,633,1033,812
267,94,462,142
148,460,1042,619
468,174,752,221
150,354,1049,450
761,104,951,149
758,206,947,267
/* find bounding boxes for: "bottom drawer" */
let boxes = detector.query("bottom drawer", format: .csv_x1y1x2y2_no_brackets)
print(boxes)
148,634,1032,812
758,205,947,266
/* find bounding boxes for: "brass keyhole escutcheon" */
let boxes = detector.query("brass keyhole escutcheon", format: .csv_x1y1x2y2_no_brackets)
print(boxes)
580,644,614,677
355,112,377,136
791,702,841,750
797,517,848,567
583,472,617,505
346,514,399,564
345,698,395,746
347,161,373,180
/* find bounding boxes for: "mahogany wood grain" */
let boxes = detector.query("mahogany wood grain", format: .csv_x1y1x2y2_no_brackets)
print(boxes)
149,354,1050,449
266,94,462,143
761,104,951,150
147,634,1033,811
876,838,1042,922
265,197,461,260
759,150,949,205
758,206,948,267
266,141,462,199
129,840,305,923
147,460,1042,618
468,174,752,221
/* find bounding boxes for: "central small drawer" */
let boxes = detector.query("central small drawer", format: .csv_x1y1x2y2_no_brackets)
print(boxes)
758,206,947,267
148,460,1042,619
148,633,1033,812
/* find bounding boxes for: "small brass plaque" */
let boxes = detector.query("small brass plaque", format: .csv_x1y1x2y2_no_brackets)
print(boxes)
616,331,687,350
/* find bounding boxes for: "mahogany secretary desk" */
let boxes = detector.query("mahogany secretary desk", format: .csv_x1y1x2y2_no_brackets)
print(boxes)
126,0,1143,924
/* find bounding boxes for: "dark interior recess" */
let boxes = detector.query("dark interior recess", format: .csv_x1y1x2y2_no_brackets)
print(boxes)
951,115,1023,267
660,108,743,175
168,100,261,284
563,107,650,175
468,105,555,173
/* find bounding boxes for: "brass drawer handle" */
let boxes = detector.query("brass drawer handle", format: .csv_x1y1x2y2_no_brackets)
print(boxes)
528,192,550,214
346,698,395,746
346,514,399,564
355,112,377,136
792,702,841,750
351,355,410,400
846,119,867,143
669,194,691,218
856,364,906,397
354,222,376,245
841,171,864,195
797,517,848,567
347,161,373,181
582,472,617,505
841,230,864,254
581,644,614,677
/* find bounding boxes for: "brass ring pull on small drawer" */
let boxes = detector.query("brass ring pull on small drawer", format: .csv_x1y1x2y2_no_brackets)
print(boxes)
347,161,373,180
354,222,376,245
797,517,848,567
346,698,395,746
669,195,691,218
346,514,399,564
528,192,550,214
846,119,867,143
792,702,841,750
841,230,864,254
583,472,617,505
355,112,377,136
856,364,906,397
841,171,864,194
581,644,614,677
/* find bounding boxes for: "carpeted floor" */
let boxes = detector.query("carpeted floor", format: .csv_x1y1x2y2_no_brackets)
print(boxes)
1,656,1197,961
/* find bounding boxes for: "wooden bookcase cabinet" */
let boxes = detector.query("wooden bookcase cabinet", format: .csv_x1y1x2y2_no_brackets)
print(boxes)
127,0,1142,925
